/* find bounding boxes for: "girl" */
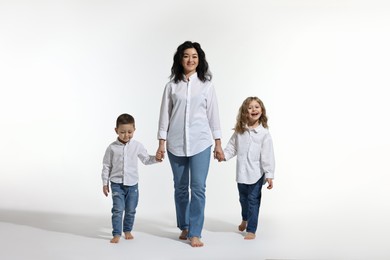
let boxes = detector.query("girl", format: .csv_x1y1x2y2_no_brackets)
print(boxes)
223,96,275,240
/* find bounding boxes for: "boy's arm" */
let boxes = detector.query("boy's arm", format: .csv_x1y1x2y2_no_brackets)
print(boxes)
138,143,160,165
101,146,112,193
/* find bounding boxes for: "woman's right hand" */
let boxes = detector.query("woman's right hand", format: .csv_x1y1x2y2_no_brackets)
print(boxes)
156,139,166,162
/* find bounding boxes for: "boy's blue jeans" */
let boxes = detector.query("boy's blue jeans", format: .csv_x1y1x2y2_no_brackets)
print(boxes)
237,175,265,234
167,146,211,238
110,182,139,237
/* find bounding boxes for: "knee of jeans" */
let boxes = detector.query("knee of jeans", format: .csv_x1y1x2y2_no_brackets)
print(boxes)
112,206,124,215
124,209,136,215
191,182,206,193
191,188,206,199
174,183,189,192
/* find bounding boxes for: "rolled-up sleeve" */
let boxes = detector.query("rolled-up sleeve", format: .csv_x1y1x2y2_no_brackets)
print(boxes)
158,84,172,140
206,84,222,140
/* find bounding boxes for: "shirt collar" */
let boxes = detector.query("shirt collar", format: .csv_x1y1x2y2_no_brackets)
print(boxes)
246,124,263,133
115,138,128,145
183,72,198,82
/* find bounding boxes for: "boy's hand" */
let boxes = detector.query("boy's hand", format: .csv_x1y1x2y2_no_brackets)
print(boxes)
266,178,273,189
103,185,109,196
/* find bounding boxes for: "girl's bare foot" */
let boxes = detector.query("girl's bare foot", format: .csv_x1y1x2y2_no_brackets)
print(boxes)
238,220,247,232
179,229,188,240
189,237,204,247
244,232,256,240
110,236,121,243
124,232,134,240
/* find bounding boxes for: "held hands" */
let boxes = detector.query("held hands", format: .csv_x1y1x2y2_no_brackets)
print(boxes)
103,185,109,196
156,150,164,162
156,140,166,162
213,139,225,162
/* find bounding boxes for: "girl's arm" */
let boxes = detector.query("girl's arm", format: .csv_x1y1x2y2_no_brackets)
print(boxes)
261,133,275,187
223,132,238,161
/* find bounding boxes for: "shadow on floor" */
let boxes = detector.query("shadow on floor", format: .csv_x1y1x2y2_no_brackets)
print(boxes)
0,208,110,239
0,208,238,241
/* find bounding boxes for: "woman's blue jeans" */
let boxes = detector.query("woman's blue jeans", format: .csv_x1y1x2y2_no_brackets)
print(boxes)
237,175,265,234
168,146,211,238
110,182,139,237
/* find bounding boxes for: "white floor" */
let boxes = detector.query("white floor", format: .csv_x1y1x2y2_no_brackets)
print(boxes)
1,208,388,260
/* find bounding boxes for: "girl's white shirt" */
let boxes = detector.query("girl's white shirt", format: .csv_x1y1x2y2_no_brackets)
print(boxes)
223,124,275,185
158,73,222,156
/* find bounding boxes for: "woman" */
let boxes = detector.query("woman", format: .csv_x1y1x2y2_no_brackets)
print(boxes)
156,41,224,247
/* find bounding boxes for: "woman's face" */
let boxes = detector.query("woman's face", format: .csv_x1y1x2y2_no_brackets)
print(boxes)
181,48,199,76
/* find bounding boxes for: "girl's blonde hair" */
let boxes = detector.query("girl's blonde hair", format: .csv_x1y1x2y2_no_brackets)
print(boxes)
234,96,268,134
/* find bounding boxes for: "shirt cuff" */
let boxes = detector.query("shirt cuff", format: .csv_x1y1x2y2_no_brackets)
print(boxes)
212,130,222,140
158,131,167,140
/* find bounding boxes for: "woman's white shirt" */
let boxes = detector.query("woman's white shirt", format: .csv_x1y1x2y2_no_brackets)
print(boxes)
158,73,222,157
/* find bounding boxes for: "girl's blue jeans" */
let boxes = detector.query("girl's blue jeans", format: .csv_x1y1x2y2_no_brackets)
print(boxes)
237,175,265,234
167,146,211,238
110,182,139,237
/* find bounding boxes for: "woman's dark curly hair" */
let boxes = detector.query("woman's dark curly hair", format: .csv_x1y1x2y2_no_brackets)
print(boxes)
170,41,212,83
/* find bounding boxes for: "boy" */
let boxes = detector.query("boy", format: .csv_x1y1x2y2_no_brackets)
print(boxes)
101,113,162,243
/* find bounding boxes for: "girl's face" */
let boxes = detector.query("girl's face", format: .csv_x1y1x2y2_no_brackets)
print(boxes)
181,48,199,76
247,100,262,124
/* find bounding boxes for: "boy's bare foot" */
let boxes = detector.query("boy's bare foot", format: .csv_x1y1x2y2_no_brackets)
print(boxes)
244,232,256,240
238,220,247,231
179,229,188,240
124,232,134,240
110,236,121,243
189,237,204,247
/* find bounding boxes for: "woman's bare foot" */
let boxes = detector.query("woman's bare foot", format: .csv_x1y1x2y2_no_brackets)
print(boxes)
244,232,256,240
124,232,134,240
238,220,247,232
179,229,188,240
189,237,204,247
110,236,121,243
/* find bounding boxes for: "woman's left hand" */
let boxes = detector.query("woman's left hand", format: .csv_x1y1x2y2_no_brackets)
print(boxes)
213,139,225,162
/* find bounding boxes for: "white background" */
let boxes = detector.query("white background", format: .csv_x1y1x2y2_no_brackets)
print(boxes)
1,0,389,259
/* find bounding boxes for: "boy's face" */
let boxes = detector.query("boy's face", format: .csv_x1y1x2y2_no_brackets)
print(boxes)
115,123,135,144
